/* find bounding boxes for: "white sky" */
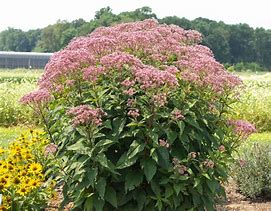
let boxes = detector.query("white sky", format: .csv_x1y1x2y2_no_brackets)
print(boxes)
0,0,271,31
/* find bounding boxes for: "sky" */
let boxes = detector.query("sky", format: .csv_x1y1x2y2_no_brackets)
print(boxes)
0,0,271,31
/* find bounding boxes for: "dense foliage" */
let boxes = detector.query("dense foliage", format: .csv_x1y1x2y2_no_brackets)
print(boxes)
1,7,271,69
233,143,271,199
0,130,55,210
21,20,256,210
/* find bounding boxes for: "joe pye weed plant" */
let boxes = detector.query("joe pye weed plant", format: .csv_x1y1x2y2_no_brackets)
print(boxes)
21,19,255,210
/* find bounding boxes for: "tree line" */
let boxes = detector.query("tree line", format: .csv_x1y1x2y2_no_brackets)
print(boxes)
0,7,270,69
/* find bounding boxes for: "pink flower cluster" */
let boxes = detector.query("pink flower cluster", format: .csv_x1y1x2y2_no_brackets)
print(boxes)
20,89,51,105
159,139,170,148
67,105,106,127
228,119,256,138
171,109,185,120
152,93,168,107
172,158,187,175
127,109,140,118
36,19,241,96
135,66,178,89
39,49,96,89
203,159,215,169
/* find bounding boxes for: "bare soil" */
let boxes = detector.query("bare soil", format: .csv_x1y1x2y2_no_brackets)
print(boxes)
217,179,271,211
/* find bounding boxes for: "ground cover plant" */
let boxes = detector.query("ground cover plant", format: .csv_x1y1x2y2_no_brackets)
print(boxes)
0,130,55,210
22,19,255,210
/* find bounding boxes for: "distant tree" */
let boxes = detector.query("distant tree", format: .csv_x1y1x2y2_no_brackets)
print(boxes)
0,28,30,51
160,16,192,29
229,24,255,63
26,29,41,51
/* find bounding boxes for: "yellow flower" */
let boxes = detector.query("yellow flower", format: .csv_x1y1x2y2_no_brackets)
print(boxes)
16,185,31,196
12,177,21,185
29,179,41,189
28,163,42,174
0,148,5,155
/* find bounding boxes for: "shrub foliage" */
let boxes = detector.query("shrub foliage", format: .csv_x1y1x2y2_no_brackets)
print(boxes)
233,143,271,199
22,20,255,210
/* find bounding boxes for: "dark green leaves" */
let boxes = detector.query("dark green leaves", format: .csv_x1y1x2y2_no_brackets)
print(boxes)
125,171,143,192
117,140,145,169
141,158,157,182
96,177,106,199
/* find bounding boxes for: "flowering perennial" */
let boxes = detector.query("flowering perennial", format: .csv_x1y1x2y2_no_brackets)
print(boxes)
67,105,106,127
36,19,241,95
228,119,256,138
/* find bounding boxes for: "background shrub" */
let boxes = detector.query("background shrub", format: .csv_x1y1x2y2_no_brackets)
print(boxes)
232,143,271,199
22,20,253,210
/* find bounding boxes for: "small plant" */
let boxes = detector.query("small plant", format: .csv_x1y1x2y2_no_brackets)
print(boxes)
22,19,254,210
232,143,271,199
0,130,56,210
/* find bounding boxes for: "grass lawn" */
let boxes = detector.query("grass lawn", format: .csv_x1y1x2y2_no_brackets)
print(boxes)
0,126,35,147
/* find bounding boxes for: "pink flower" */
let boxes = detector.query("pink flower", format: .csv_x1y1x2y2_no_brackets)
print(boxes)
188,152,197,159
127,99,135,107
228,120,256,138
171,109,185,120
218,145,226,152
159,139,170,148
127,109,140,118
203,159,215,169
83,66,105,82
20,89,51,105
67,105,106,127
152,93,168,107
121,79,135,87
123,88,135,96
135,66,178,89
44,143,58,156
172,158,187,175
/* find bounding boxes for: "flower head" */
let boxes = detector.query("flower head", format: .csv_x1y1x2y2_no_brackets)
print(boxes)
20,89,51,105
67,105,106,127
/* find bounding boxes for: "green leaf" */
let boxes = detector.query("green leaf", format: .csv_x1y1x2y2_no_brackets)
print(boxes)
157,147,170,169
150,180,160,197
178,121,185,137
165,185,174,198
96,177,106,199
105,186,118,208
104,119,112,129
87,167,98,187
142,158,157,182
185,116,202,131
112,116,126,135
166,128,178,144
93,194,105,211
125,171,143,192
93,139,115,151
116,152,137,169
67,141,89,154
173,183,183,195
84,196,93,211
94,153,117,173
134,190,146,211
127,140,145,159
